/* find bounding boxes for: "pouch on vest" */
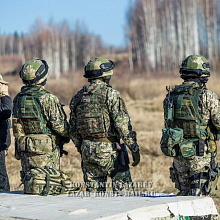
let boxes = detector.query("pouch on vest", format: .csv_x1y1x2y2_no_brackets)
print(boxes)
13,88,51,135
164,86,174,123
16,134,53,155
208,140,217,153
160,127,183,157
164,107,173,122
179,140,196,158
12,118,25,137
23,167,78,196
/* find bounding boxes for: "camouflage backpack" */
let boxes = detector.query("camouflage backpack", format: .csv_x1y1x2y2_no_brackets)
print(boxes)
75,84,112,138
13,86,52,135
161,83,208,157
23,167,76,196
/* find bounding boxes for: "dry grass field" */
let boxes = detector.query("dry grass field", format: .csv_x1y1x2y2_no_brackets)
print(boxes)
2,61,220,212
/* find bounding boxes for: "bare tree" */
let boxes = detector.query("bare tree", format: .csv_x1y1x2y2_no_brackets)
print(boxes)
127,0,220,73
0,19,108,79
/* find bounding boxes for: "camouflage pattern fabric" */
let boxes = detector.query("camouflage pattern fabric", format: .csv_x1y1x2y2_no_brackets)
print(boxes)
173,153,211,196
18,135,60,179
73,82,113,139
112,171,133,194
13,86,69,136
69,80,138,153
0,150,10,191
20,59,48,86
198,88,220,127
84,57,113,78
23,167,74,195
170,81,220,195
13,85,69,180
81,140,133,194
180,55,210,78
69,80,138,193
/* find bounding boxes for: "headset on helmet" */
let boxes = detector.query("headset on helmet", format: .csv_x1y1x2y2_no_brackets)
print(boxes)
84,57,115,79
179,55,210,77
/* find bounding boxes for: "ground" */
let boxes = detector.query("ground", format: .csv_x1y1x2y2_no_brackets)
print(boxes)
4,74,220,214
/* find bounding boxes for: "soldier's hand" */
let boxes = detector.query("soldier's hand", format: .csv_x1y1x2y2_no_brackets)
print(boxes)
132,150,140,167
0,84,9,96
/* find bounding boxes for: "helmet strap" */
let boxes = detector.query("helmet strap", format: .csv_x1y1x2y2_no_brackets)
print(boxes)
84,69,103,79
38,78,47,86
103,76,111,85
181,75,208,86
179,68,210,77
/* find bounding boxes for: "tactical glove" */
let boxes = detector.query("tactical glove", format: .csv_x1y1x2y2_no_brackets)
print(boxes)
132,149,140,167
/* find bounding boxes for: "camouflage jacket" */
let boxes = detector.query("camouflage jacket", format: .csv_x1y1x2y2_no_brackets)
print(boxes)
69,80,139,153
165,81,220,133
13,86,69,137
198,87,220,130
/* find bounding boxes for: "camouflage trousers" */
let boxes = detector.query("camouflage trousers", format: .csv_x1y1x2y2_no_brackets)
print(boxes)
15,135,60,181
0,150,10,191
81,140,133,194
172,152,212,196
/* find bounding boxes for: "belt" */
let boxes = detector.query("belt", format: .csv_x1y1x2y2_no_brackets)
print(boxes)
84,136,118,143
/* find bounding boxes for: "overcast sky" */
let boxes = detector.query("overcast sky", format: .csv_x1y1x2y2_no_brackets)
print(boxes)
0,0,132,47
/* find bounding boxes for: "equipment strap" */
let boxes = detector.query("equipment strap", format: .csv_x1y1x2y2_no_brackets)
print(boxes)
84,136,118,143
41,173,51,196
190,172,209,181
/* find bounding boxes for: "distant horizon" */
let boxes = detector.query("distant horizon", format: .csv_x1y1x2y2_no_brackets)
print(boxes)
0,0,133,47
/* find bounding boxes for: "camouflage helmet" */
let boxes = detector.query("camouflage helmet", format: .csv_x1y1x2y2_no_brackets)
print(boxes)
179,55,210,77
19,59,49,85
84,57,115,79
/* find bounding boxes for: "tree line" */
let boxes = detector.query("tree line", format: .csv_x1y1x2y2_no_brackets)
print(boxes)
127,0,220,73
2,0,219,76
0,20,108,79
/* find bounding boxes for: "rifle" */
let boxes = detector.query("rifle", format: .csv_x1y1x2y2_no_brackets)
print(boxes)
110,142,130,178
60,146,68,157
115,142,130,166
56,136,70,157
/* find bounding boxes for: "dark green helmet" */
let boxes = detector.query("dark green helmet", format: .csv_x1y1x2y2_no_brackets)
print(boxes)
179,55,210,77
19,59,49,85
84,57,115,79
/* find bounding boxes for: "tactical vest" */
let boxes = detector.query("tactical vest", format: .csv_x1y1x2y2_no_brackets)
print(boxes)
75,84,112,139
13,87,52,135
170,83,208,139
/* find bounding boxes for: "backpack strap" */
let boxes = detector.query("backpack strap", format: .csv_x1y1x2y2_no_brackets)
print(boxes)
40,173,51,196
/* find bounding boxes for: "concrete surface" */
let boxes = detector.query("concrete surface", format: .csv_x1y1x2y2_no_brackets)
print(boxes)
0,191,218,220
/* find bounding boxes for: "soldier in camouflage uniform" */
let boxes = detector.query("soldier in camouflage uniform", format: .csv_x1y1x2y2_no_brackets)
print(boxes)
69,57,140,194
13,59,69,182
163,55,220,196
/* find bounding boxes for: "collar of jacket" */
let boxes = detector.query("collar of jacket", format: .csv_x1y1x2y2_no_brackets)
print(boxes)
182,81,199,85
21,85,45,94
90,80,107,86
